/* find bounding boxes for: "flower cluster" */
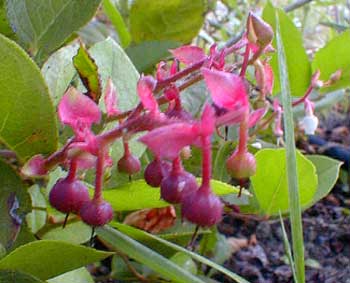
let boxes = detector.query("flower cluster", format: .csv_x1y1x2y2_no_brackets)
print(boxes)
22,12,332,229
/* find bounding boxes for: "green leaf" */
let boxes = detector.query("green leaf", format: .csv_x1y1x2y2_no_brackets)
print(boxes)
102,224,250,283
213,141,235,182
275,13,305,282
0,240,112,280
0,0,14,37
103,179,240,211
73,43,102,103
26,185,47,234
306,155,342,204
130,0,206,43
0,34,58,160
41,44,79,106
97,226,206,283
170,252,197,275
0,159,31,251
89,38,139,112
6,0,101,64
103,0,131,48
40,221,92,245
251,149,317,215
312,30,350,92
0,270,45,283
263,2,311,97
126,40,180,73
47,267,94,283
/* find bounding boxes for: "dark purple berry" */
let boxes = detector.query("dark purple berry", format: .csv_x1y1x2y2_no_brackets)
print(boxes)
160,171,198,204
49,178,90,214
144,159,171,187
181,186,223,227
117,154,141,175
80,200,113,227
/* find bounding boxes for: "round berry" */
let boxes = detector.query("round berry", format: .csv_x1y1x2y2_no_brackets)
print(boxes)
226,151,256,179
144,159,171,187
160,171,198,204
117,154,141,175
181,187,223,227
80,200,113,227
49,178,90,214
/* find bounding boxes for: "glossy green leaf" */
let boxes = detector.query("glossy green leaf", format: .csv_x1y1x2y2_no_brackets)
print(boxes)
6,0,101,64
97,226,206,283
312,30,350,92
26,185,47,234
41,44,78,105
0,159,31,251
126,40,180,73
0,34,57,160
0,270,45,283
103,0,131,48
104,179,240,211
306,155,342,204
47,267,94,283
40,221,92,245
251,149,317,215
89,38,139,112
102,224,250,283
0,240,112,280
130,0,206,43
0,0,14,37
263,2,311,97
73,43,102,103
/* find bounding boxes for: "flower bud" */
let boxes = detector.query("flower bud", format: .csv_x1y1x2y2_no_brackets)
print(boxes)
160,171,198,204
144,159,171,187
117,153,141,175
49,178,90,214
226,151,256,179
181,187,223,227
80,200,113,227
247,12,274,49
299,115,318,135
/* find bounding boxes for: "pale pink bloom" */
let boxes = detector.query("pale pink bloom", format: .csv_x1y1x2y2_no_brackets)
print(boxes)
104,78,120,117
137,75,159,113
21,155,48,177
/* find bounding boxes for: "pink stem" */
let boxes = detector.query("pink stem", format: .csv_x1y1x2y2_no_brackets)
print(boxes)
172,156,183,174
240,45,251,77
237,110,249,154
93,148,105,203
66,158,78,182
201,135,212,190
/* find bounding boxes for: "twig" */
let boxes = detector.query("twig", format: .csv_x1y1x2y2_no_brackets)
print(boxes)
284,0,314,12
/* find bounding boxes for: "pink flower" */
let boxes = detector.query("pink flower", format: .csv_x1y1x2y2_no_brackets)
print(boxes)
58,87,101,140
170,45,206,66
255,60,274,96
137,75,159,114
104,78,120,117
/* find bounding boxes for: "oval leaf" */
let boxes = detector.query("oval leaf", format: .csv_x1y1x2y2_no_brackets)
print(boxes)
0,34,58,161
251,149,317,215
0,240,112,280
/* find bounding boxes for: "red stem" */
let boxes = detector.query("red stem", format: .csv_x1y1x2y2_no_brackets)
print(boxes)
240,45,251,77
292,85,313,106
237,110,249,154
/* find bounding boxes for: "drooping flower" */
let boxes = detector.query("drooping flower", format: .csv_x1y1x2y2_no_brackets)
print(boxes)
299,99,318,135
104,78,120,117
137,75,159,114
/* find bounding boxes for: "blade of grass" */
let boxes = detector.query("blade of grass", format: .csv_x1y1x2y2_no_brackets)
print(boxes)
275,11,305,283
103,0,131,48
97,226,206,283
105,223,250,283
279,212,297,280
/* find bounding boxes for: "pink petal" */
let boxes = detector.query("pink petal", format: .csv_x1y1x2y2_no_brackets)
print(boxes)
248,108,266,128
215,108,246,126
139,123,199,160
137,76,158,113
170,45,206,65
104,78,120,117
200,104,215,136
58,87,101,129
21,155,48,177
156,61,168,81
202,68,248,111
